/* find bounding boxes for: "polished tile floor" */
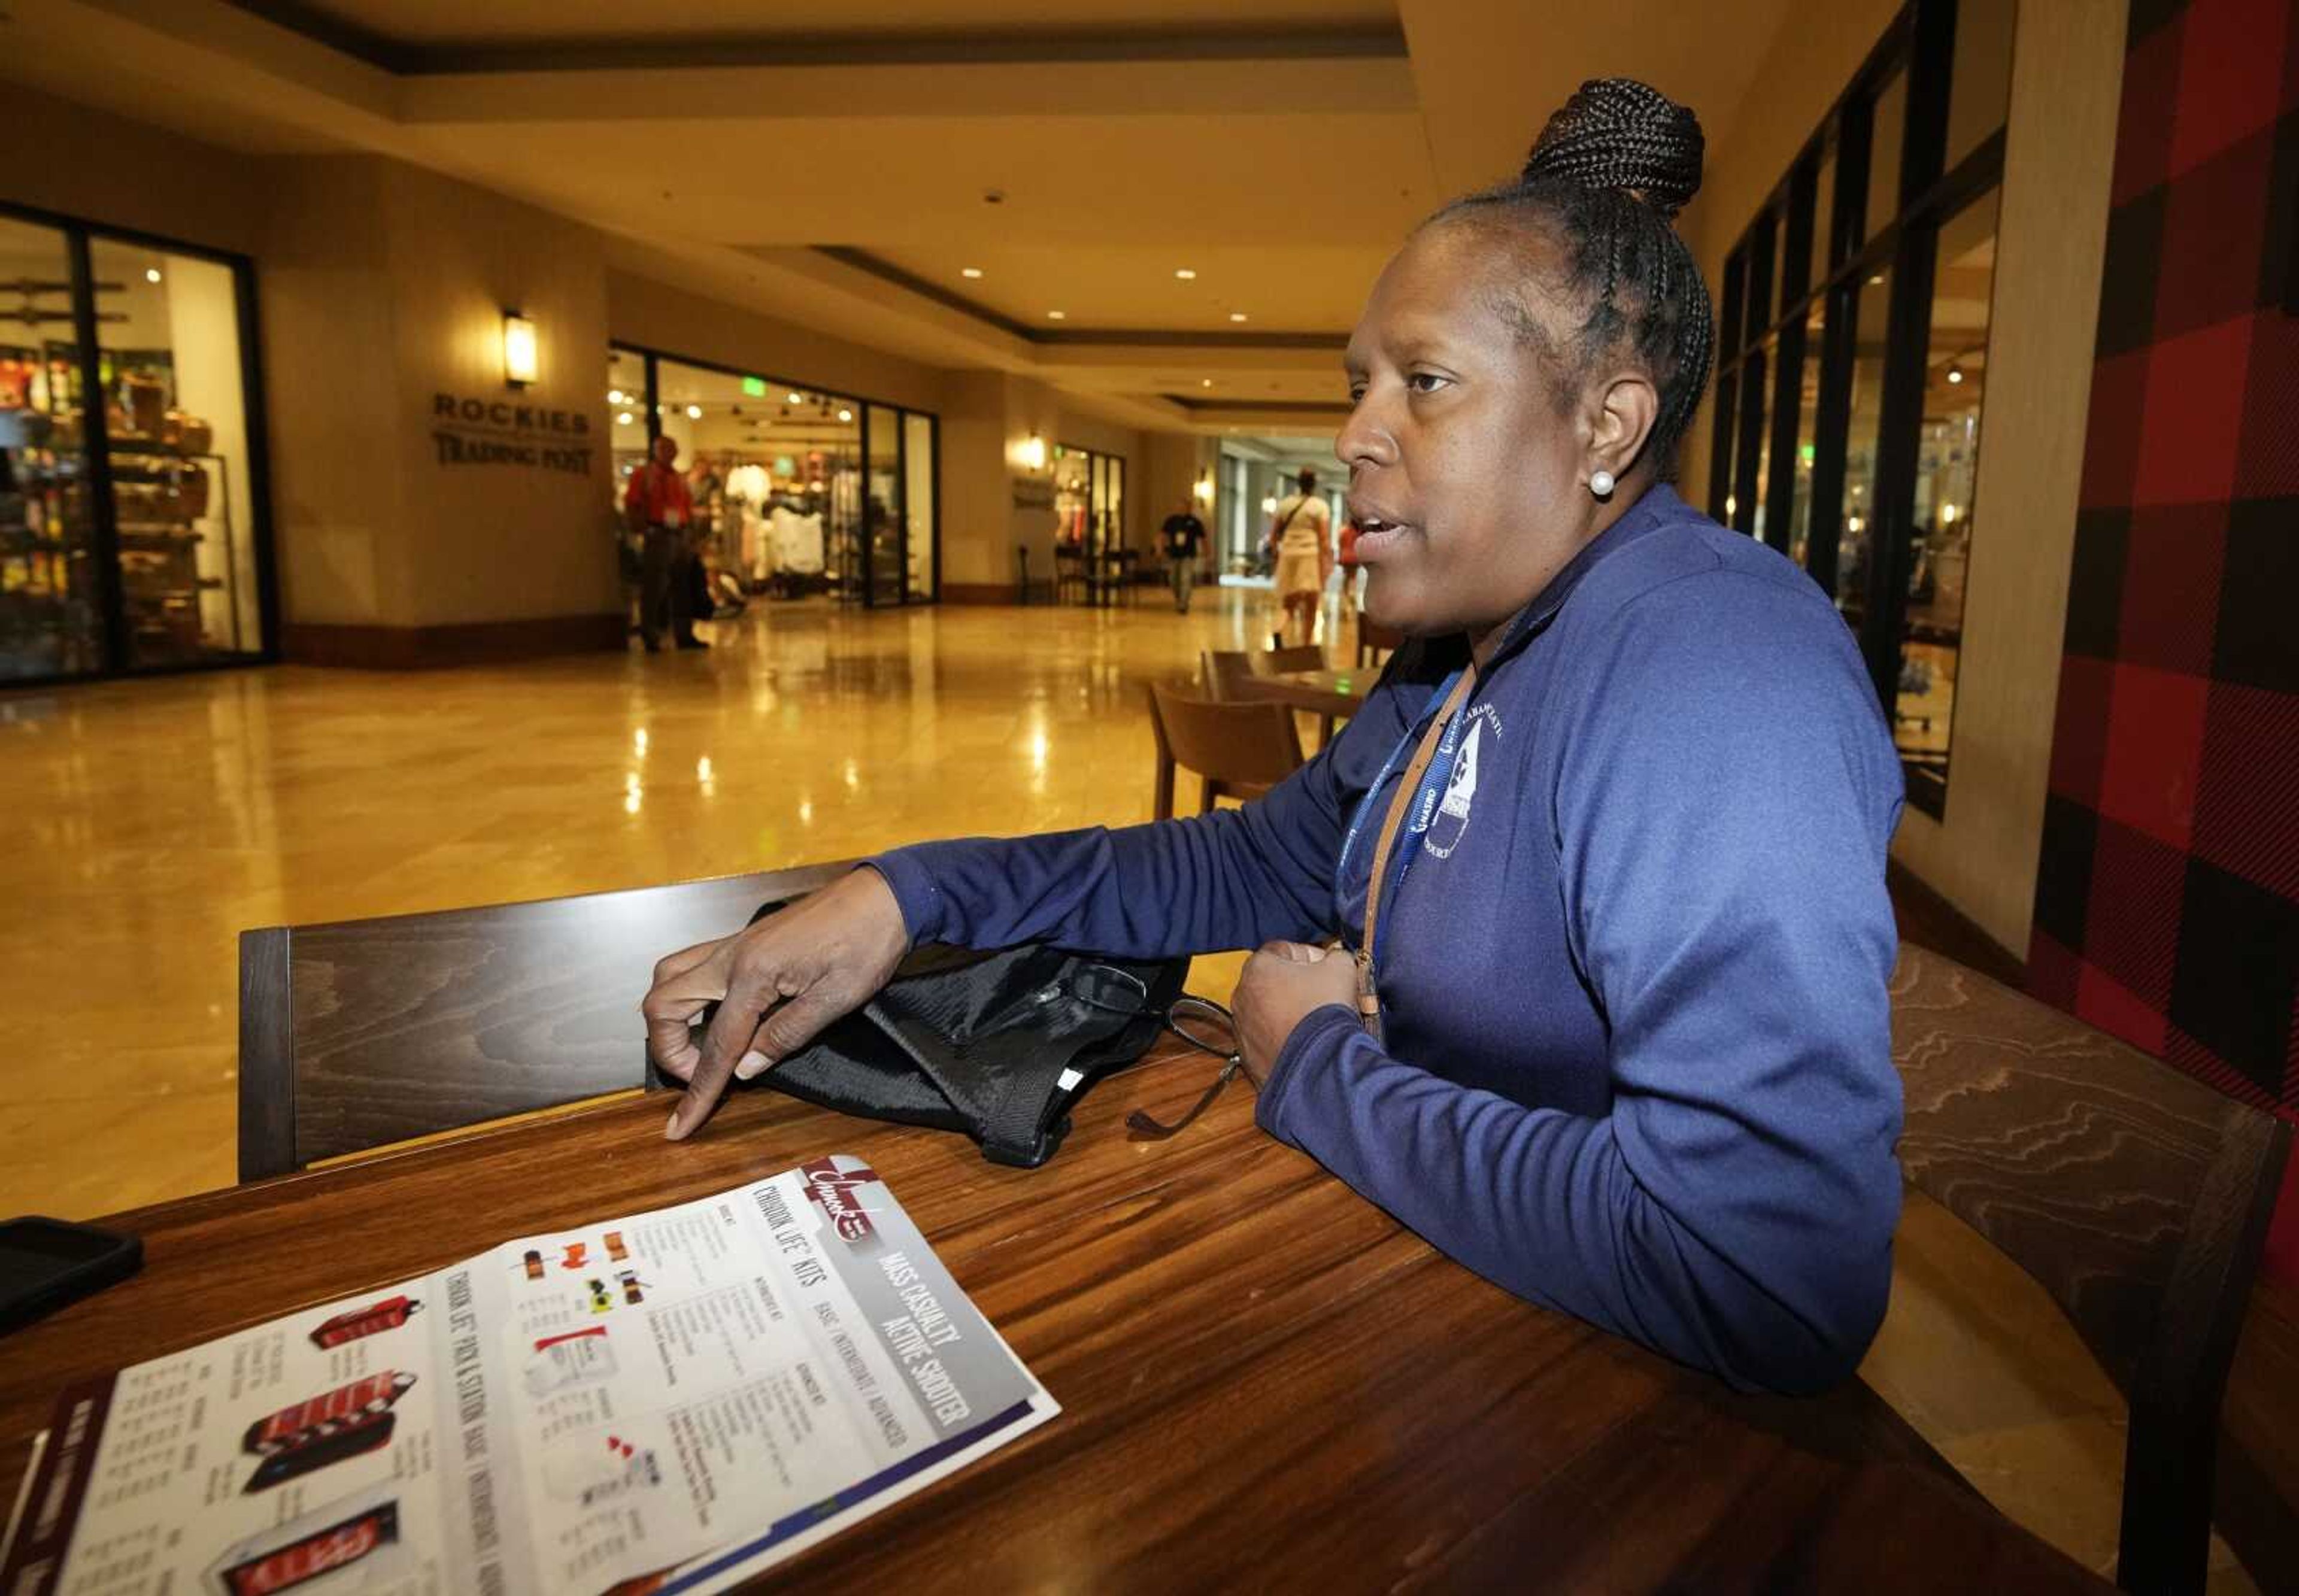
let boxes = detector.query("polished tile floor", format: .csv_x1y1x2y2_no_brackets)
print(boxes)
0,590,2259,1589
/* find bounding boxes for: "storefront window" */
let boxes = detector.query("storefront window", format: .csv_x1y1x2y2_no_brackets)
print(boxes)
1837,267,1892,627
607,346,647,505
1096,453,1124,558
0,216,99,679
90,238,260,667
1896,187,2001,807
1864,65,1909,245
1709,1,2004,817
865,405,903,608
1748,336,1778,545
1809,142,1837,292
619,348,932,609
1786,300,1824,567
0,209,269,683
1730,348,1767,533
903,411,935,602
1053,444,1124,560
1945,1,2016,171
1749,212,1781,332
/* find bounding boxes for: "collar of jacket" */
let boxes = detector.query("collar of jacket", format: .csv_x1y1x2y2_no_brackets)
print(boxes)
1473,481,1692,675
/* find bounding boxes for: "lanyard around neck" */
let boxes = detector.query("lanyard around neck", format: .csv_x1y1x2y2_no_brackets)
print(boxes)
1352,663,1477,1043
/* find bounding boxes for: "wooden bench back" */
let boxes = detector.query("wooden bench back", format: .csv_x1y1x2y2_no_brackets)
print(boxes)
238,863,847,1178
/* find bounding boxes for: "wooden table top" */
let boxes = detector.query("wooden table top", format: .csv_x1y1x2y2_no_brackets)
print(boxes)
0,1045,2106,1593
1234,667,1372,718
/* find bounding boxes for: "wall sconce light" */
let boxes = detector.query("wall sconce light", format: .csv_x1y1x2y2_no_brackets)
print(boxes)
1193,474,1215,505
502,311,539,387
1018,433,1048,472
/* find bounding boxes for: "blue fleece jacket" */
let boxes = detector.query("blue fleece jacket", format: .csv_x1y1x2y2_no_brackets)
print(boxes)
869,484,1906,1394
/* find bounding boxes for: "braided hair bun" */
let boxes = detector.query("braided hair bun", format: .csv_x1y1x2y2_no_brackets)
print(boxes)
1433,77,1714,479
1521,79,1704,221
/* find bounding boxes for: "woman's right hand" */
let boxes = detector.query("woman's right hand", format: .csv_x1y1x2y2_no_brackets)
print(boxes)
644,867,911,1141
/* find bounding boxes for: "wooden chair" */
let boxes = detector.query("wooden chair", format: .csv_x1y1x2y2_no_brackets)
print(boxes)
1146,681,1304,820
1355,608,1403,669
1889,945,2292,1596
1053,545,1087,605
1090,547,1138,607
237,861,848,1179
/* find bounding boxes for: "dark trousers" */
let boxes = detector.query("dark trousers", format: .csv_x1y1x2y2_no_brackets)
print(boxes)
640,527,691,646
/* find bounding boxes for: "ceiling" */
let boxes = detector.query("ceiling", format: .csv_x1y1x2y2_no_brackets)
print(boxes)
2,0,1804,433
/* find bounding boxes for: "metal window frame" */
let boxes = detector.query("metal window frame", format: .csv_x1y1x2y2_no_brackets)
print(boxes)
1705,0,2010,820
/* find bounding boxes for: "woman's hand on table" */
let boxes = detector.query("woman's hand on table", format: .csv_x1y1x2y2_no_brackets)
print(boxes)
644,867,910,1141
1234,940,1358,1078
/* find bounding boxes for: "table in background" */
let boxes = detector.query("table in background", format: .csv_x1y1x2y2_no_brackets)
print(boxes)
1235,666,1370,724
0,1044,2109,1592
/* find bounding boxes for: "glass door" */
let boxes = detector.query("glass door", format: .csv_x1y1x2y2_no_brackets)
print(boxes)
90,237,262,667
864,404,904,608
903,411,935,602
0,215,102,679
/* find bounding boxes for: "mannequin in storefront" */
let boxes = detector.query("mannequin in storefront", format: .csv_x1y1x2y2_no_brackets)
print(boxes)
642,80,1905,1397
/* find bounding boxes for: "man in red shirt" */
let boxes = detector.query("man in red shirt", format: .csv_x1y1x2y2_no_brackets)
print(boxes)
623,434,703,651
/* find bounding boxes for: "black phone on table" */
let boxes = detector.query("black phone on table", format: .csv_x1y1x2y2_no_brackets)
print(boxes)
0,1216,142,1336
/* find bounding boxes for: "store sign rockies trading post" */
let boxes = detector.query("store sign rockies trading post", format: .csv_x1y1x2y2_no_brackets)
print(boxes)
430,392,594,474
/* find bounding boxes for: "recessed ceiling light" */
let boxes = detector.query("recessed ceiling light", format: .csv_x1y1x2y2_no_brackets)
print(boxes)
1229,312,1248,323
1868,274,1885,286
838,408,853,423
686,404,703,418
1047,310,1066,320
1175,268,1197,281
787,392,802,404
608,389,625,403
1202,378,1214,388
145,268,162,284
962,266,984,279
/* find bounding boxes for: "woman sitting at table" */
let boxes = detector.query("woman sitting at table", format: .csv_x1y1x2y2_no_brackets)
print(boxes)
644,80,1905,1397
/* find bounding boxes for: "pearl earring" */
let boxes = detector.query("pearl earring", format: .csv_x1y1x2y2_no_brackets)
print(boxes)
1590,469,1615,499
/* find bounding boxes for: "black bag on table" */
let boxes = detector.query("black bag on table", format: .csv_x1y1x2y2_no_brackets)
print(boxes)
708,899,1188,1168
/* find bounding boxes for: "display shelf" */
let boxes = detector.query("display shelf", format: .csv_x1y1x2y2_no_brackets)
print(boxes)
105,433,210,459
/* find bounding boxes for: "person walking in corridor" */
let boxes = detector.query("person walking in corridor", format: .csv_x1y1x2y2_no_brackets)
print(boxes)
1269,468,1332,647
1162,499,1207,613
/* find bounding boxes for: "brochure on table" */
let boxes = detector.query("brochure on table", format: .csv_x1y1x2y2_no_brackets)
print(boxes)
1,1156,1056,1596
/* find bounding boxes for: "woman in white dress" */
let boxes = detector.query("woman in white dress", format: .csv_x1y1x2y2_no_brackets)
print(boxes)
1267,468,1333,646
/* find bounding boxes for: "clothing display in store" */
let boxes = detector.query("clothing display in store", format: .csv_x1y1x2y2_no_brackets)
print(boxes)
724,463,770,503
769,503,826,576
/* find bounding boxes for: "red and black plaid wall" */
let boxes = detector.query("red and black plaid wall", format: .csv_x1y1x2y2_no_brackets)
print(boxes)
2030,0,2298,1270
